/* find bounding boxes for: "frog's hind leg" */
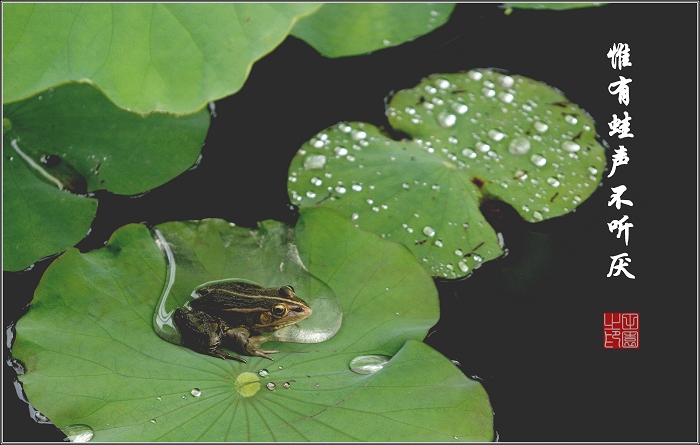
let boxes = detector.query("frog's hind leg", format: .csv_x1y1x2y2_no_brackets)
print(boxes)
225,328,279,361
174,308,247,363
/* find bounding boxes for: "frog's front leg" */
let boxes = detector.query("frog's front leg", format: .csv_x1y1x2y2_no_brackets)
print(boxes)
173,307,247,363
225,327,280,361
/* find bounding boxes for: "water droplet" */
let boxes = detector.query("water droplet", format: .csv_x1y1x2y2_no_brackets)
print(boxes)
498,91,514,103
349,355,391,375
351,213,359,221
458,260,470,273
476,142,490,152
304,154,327,170
150,419,157,424
334,146,348,156
423,226,436,237
462,148,477,158
488,130,505,141
499,75,515,88
482,87,496,98
468,70,483,81
306,191,316,199
283,381,292,388
266,382,276,390
533,211,544,221
455,249,463,256
508,137,531,155
351,129,367,141
435,78,451,89
351,184,362,192
366,198,374,205
431,184,440,191
514,169,528,180
258,369,269,377
310,177,322,186
335,186,346,194
156,396,162,401
191,388,201,397
473,254,483,262
382,39,391,46
451,103,468,114
338,123,352,133
547,177,561,187
435,239,443,247
437,110,457,128
534,121,549,132
587,166,598,175
564,115,578,124
561,141,580,152
63,424,94,442
530,154,547,167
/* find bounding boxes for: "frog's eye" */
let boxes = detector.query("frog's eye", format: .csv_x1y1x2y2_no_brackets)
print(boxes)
272,304,288,317
278,286,295,297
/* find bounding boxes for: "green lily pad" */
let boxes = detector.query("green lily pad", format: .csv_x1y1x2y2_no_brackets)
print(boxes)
3,3,321,114
2,83,209,271
291,3,455,58
13,207,492,441
287,69,607,279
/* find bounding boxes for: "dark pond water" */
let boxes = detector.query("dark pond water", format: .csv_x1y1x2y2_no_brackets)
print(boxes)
4,3,697,441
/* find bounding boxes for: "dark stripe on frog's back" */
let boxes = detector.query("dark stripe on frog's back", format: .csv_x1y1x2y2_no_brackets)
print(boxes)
190,282,308,312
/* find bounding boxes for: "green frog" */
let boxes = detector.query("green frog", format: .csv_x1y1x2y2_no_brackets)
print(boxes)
174,281,312,363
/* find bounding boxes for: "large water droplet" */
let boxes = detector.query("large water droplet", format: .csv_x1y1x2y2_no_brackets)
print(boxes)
468,70,483,81
435,78,451,89
437,110,457,128
451,103,468,114
488,130,505,141
498,91,514,103
349,355,391,375
63,425,94,442
508,137,531,155
476,142,490,152
534,121,549,133
423,226,436,237
530,154,547,167
458,260,470,273
351,129,367,141
561,141,580,152
304,154,327,170
462,148,477,159
498,75,515,88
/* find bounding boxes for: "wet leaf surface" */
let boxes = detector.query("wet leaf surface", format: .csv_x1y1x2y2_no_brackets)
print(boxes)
288,70,607,279
13,207,492,441
2,83,209,271
291,3,455,57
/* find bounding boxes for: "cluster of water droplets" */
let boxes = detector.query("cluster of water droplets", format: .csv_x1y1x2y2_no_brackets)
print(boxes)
288,69,606,279
385,69,605,222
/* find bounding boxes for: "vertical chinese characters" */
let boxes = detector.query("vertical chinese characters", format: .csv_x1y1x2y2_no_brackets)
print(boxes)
606,43,634,279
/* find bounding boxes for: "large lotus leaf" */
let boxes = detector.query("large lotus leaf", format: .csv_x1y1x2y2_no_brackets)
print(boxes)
2,83,209,271
291,3,455,58
3,3,321,114
2,138,97,272
287,69,607,279
13,207,492,441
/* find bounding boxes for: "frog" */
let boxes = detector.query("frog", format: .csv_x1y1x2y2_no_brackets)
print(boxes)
173,281,312,363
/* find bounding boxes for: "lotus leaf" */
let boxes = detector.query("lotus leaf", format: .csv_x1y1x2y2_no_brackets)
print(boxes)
287,69,607,279
12,207,493,441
